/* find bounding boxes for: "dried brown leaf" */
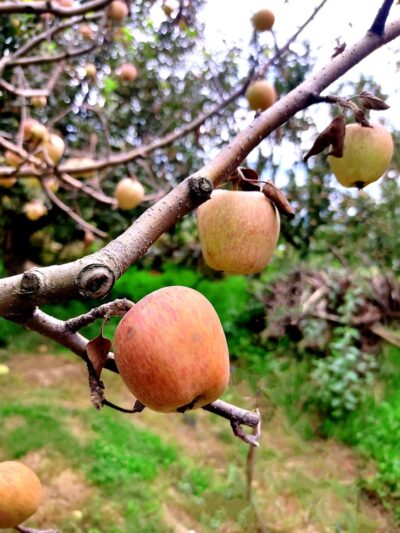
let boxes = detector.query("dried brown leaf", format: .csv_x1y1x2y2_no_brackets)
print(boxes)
359,91,390,111
262,182,295,219
304,115,345,162
238,167,261,191
354,109,371,127
86,335,111,378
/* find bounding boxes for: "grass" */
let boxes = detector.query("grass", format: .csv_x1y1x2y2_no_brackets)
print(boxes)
0,351,397,532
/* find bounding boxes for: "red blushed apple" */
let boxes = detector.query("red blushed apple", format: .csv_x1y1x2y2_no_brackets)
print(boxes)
113,286,230,413
0,461,42,528
196,189,280,275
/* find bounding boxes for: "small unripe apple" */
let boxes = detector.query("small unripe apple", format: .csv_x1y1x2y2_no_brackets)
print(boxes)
22,118,40,141
114,286,230,413
63,157,96,179
30,96,47,109
252,9,275,32
196,189,280,275
39,133,65,165
119,63,138,82
0,461,42,528
23,199,47,221
115,177,145,210
4,150,22,168
30,123,49,142
246,80,277,111
328,123,393,188
108,0,128,21
79,24,94,39
85,63,97,81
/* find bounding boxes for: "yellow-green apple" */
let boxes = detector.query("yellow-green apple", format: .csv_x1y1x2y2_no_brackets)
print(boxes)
108,0,128,21
196,189,280,274
39,133,65,165
30,96,47,109
113,286,230,412
246,80,276,111
114,177,145,210
119,63,138,82
30,123,49,142
85,63,97,81
328,123,393,188
252,9,275,31
0,461,41,528
23,199,47,221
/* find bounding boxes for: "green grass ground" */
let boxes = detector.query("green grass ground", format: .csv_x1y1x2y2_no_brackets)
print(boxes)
0,350,397,533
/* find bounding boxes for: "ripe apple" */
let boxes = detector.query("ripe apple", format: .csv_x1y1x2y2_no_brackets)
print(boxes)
0,177,17,188
114,177,145,210
113,286,230,412
23,199,47,221
0,461,42,528
119,63,138,82
79,24,94,39
246,80,276,111
328,123,393,188
39,133,65,165
252,9,275,32
4,149,22,168
108,0,128,21
85,63,97,81
196,189,280,275
30,96,47,109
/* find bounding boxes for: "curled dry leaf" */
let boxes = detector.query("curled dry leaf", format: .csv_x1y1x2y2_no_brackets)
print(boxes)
86,334,112,379
237,167,261,191
262,182,295,219
354,109,372,127
359,91,390,111
303,115,346,162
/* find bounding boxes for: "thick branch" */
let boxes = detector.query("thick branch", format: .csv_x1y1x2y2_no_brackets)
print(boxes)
369,0,394,35
1,19,400,318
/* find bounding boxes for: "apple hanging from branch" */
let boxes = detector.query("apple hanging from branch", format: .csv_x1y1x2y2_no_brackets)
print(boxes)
196,189,280,275
113,286,230,413
0,461,42,528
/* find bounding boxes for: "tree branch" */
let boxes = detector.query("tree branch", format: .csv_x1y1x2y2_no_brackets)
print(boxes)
369,0,394,35
0,0,112,17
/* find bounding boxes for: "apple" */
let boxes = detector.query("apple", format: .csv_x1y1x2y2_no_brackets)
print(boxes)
30,96,47,109
4,150,22,168
0,176,17,188
0,461,42,528
114,177,145,210
85,63,97,81
39,133,65,165
252,9,275,32
246,80,277,111
63,157,96,179
30,123,49,142
0,364,10,375
328,123,393,188
108,0,128,21
79,24,94,39
162,2,174,16
119,63,138,82
56,0,75,6
196,189,280,275
23,199,47,221
22,118,40,141
113,286,230,412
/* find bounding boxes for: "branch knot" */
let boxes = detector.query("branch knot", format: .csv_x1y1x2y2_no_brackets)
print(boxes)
76,264,115,299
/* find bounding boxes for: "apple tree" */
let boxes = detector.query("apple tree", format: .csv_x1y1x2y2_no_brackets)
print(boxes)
0,0,399,529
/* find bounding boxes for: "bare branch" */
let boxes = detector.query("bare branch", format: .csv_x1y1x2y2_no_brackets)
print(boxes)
8,43,98,68
41,180,108,239
369,0,395,35
0,0,112,17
